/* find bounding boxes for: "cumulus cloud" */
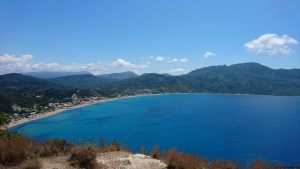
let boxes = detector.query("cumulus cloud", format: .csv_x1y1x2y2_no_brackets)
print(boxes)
113,58,136,68
203,51,216,58
112,58,149,69
0,54,148,75
244,34,298,55
152,56,188,63
167,57,188,63
154,56,165,62
168,68,185,75
0,54,33,63
179,58,188,62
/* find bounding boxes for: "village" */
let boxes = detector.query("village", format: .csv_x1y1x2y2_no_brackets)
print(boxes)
8,93,106,123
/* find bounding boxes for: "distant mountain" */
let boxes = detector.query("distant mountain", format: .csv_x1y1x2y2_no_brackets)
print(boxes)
108,63,300,96
0,62,299,113
23,71,91,78
0,73,59,89
109,73,186,93
97,71,138,82
50,74,104,88
50,71,139,88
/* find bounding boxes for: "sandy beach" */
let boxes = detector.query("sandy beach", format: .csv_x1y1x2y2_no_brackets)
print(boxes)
7,96,128,129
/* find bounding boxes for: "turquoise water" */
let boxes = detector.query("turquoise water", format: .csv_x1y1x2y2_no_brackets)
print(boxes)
12,94,300,165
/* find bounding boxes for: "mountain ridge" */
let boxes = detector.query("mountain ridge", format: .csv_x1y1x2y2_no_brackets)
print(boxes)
1,62,300,96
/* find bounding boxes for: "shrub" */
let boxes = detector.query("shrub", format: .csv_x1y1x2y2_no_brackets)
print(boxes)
0,135,34,166
37,139,73,157
152,145,159,159
19,158,42,169
167,149,208,169
99,139,123,152
250,159,279,169
69,145,98,169
210,160,239,169
0,113,11,129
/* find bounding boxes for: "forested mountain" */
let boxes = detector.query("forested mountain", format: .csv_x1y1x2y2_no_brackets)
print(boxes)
108,63,300,96
23,71,91,78
0,74,104,113
1,63,300,113
50,74,103,88
49,71,139,88
97,71,138,82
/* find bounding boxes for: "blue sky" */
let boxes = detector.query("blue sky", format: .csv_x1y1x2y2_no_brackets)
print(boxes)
0,0,299,75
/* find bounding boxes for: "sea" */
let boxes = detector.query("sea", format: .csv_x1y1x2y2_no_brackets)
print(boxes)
11,93,300,166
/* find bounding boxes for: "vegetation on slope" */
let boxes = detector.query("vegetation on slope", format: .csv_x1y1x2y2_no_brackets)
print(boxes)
109,63,300,96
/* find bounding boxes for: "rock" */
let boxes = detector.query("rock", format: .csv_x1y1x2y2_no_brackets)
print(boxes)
97,151,167,169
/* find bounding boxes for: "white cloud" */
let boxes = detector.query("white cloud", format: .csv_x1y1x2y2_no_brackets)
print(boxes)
112,58,149,69
179,58,188,62
168,68,185,75
154,56,165,62
0,54,33,63
113,58,136,68
152,56,188,63
168,58,178,62
167,57,188,63
203,51,216,58
244,34,298,55
0,55,149,75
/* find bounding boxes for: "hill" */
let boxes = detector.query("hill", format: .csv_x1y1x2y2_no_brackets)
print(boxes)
0,74,104,113
50,71,139,88
50,74,104,88
108,63,300,96
23,71,91,78
1,62,299,113
97,71,138,82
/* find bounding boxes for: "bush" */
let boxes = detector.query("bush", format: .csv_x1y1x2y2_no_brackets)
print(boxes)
37,139,73,157
99,139,123,152
210,160,239,169
0,113,11,129
250,159,279,169
167,149,208,169
0,135,34,166
69,145,98,169
152,145,159,159
19,158,42,169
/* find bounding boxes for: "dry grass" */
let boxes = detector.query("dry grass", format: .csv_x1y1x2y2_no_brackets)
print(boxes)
210,160,239,169
0,134,289,169
165,149,240,169
250,159,280,169
69,145,99,169
167,149,208,169
97,139,123,153
0,134,72,167
37,139,73,157
0,135,34,166
152,145,159,159
18,158,42,169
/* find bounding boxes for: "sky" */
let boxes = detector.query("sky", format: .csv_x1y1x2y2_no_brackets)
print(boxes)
0,0,300,75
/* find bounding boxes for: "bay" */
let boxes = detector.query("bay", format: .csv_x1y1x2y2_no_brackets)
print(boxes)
12,94,300,165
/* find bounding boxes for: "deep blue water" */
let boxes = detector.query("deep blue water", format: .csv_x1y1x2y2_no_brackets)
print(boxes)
12,94,300,165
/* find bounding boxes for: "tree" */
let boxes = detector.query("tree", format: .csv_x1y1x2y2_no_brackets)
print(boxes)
0,113,11,129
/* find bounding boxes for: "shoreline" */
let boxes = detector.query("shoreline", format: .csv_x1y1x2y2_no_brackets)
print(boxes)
8,93,159,129
8,92,299,128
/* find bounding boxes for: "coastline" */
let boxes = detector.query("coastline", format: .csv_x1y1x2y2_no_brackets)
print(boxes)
8,92,298,129
8,93,158,129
